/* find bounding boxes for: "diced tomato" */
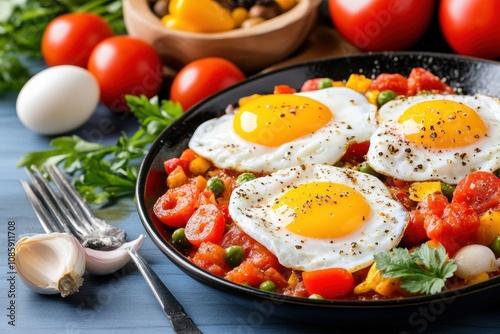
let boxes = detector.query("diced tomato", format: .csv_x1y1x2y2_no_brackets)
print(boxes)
403,210,429,247
225,261,267,287
221,225,281,270
185,203,226,247
179,148,197,162
153,183,200,227
273,84,296,94
368,73,408,96
419,192,449,217
452,171,500,215
342,141,370,162
425,202,480,256
197,189,217,206
302,267,355,299
264,267,288,289
164,157,189,175
406,67,455,96
191,241,230,277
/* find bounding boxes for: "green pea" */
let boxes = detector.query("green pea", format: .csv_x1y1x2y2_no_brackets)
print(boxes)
377,90,397,107
359,162,380,178
206,177,225,196
225,245,246,267
333,160,344,167
171,228,191,249
259,280,276,292
236,172,256,186
490,236,500,257
440,182,456,201
318,78,334,90
308,293,324,300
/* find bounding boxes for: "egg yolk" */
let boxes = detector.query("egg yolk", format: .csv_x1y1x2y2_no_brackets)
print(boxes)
233,94,332,147
398,100,487,149
272,182,371,239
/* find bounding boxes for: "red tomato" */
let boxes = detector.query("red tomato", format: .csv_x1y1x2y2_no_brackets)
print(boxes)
185,204,226,247
439,0,500,59
368,73,408,96
406,68,455,96
163,158,189,175
191,242,230,277
328,0,435,51
452,171,500,215
302,267,355,299
153,183,200,227
425,202,480,256
87,36,163,112
342,141,370,162
170,57,245,111
41,13,114,68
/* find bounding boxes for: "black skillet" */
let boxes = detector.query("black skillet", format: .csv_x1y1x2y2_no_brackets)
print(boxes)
136,52,500,327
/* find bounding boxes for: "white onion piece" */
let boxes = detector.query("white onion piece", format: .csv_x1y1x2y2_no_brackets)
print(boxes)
453,244,499,280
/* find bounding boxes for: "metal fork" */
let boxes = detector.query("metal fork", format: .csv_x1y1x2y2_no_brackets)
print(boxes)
20,164,202,334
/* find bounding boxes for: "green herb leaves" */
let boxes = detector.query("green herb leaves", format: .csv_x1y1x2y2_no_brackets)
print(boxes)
18,95,183,205
374,243,457,295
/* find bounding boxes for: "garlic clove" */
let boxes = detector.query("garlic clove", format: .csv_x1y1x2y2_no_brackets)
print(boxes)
85,234,145,275
15,232,86,297
454,244,499,280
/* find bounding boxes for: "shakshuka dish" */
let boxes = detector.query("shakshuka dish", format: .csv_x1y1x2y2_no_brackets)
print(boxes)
152,68,500,300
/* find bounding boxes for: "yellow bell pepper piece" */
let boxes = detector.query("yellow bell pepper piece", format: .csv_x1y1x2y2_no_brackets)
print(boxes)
354,263,401,297
189,156,212,175
168,0,235,33
166,165,188,189
409,181,442,201
365,89,380,106
465,272,489,285
473,210,500,245
345,74,372,93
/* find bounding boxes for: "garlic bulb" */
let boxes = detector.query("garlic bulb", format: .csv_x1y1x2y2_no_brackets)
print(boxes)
85,234,145,275
15,233,86,297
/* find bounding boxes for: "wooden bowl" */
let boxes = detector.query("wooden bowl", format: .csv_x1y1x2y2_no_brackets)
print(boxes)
122,0,322,74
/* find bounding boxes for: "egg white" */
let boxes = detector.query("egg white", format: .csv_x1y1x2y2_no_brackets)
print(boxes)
228,164,408,272
367,94,500,184
188,87,376,174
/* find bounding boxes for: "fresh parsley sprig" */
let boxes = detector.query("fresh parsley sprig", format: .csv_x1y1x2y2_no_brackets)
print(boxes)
17,95,184,205
374,243,457,295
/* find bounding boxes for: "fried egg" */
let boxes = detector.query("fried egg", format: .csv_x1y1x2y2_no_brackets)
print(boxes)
189,87,376,173
367,94,500,184
228,164,408,272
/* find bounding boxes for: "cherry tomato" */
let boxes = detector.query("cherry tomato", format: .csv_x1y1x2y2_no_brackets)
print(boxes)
87,36,163,112
170,57,245,111
302,267,355,299
439,0,500,59
41,13,114,68
328,0,435,51
452,171,500,215
153,183,200,227
184,203,226,247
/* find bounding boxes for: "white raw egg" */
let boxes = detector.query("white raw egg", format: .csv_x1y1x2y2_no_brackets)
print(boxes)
189,87,376,174
228,164,408,272
367,94,500,184
16,65,99,135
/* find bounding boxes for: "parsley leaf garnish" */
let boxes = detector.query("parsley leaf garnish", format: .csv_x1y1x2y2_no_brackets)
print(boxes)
373,243,457,295
17,95,183,205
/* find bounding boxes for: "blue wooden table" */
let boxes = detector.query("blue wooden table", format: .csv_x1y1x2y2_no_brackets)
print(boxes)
2,60,500,334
